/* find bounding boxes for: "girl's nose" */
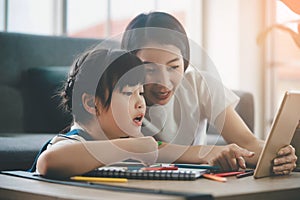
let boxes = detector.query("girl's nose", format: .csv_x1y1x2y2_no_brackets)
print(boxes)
135,95,145,110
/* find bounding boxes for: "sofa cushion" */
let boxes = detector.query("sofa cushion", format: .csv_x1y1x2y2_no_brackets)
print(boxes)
0,32,101,86
22,66,72,133
0,85,23,132
0,32,103,133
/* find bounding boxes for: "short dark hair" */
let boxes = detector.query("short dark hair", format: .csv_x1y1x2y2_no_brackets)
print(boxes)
60,48,144,123
121,12,190,70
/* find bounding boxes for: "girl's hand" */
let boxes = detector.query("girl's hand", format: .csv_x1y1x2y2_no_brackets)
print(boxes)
201,144,255,171
273,145,297,175
116,136,159,166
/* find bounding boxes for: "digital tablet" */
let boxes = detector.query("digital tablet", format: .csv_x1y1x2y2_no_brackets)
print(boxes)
254,91,300,179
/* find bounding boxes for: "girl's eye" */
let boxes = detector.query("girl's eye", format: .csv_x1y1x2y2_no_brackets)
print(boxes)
122,92,132,96
145,68,155,73
139,92,144,96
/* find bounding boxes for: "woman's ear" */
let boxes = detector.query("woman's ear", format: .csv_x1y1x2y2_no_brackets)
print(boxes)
81,93,97,115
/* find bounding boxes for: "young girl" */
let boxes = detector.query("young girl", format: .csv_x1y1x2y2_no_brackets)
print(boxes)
35,48,213,178
121,11,297,174
35,49,159,178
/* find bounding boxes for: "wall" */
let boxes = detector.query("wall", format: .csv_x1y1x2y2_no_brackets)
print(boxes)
202,0,266,138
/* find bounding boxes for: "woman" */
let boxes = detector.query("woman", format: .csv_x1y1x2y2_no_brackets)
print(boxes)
121,11,297,173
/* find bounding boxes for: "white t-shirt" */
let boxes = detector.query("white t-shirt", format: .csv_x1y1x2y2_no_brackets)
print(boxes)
142,68,239,145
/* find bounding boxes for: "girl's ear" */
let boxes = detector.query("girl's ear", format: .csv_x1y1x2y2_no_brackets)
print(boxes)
81,93,97,115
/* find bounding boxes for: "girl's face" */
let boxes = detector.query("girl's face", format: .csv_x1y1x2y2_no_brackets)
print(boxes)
98,84,146,139
136,44,184,106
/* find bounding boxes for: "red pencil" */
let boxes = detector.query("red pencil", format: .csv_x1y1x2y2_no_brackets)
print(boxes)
214,171,244,177
203,174,227,182
142,166,178,171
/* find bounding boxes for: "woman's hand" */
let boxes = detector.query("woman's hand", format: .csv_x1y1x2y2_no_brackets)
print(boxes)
273,145,297,175
200,144,255,171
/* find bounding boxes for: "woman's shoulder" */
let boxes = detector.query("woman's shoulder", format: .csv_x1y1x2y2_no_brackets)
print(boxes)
181,67,209,95
185,67,222,83
182,67,238,103
184,67,202,79
184,67,216,89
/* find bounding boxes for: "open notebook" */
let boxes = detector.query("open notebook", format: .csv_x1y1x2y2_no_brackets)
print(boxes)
83,163,208,181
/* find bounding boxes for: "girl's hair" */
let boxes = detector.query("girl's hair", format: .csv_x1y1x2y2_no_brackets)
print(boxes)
121,11,190,70
60,48,144,123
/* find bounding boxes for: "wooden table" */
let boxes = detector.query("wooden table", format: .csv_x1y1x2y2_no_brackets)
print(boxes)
0,172,300,200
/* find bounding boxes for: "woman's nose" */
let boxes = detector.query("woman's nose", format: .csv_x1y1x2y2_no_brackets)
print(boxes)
156,70,172,89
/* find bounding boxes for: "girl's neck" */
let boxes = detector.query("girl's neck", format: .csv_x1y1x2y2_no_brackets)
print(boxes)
74,121,108,140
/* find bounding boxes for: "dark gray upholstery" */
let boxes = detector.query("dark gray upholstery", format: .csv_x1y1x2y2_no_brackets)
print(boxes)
0,32,100,133
0,32,255,170
0,133,54,170
0,32,100,170
22,66,71,133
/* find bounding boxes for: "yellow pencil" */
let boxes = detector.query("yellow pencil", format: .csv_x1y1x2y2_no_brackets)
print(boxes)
70,176,128,183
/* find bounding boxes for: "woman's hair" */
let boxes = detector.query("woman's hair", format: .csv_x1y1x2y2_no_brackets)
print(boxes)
121,11,190,70
60,48,144,123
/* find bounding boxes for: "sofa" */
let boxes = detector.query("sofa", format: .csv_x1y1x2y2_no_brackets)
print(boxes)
0,32,254,171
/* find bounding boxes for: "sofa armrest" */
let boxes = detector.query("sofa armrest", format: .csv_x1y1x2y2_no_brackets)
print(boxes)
0,133,55,171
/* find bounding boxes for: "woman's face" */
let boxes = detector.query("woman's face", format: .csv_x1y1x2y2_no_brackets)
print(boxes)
98,84,146,139
136,44,184,106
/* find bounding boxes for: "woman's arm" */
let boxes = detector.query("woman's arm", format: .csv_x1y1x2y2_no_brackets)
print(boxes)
219,105,264,166
37,137,158,178
157,141,254,171
157,105,296,173
220,106,297,173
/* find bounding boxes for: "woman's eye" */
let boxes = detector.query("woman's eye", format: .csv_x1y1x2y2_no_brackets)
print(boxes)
122,92,132,96
139,92,144,96
169,65,179,71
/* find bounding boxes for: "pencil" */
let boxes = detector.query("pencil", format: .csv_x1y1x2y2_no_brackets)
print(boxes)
174,164,220,170
203,174,227,182
70,176,128,183
236,170,254,178
214,171,244,177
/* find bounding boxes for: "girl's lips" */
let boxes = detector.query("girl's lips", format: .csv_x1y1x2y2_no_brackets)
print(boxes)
133,114,144,126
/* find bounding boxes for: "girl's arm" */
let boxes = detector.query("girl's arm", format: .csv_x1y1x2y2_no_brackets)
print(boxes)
37,137,158,178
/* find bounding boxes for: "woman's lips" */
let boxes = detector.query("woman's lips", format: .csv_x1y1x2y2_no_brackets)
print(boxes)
152,90,172,100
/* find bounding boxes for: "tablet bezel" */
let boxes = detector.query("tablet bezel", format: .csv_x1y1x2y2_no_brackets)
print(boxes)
254,91,300,179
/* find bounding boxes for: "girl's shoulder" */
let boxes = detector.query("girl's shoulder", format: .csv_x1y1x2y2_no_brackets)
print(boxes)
47,129,87,148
